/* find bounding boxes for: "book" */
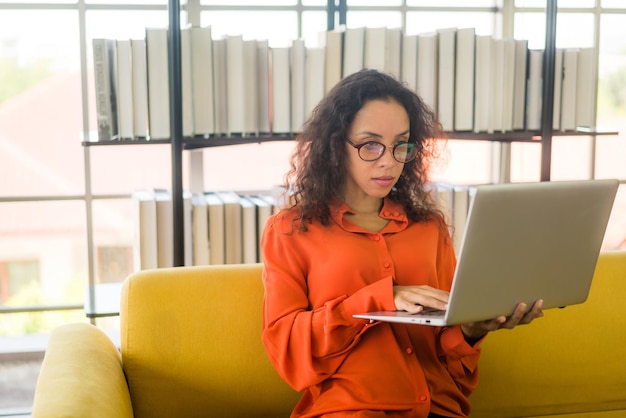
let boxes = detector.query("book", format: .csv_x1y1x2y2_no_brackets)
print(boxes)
417,32,438,112
401,34,418,92
512,39,528,131
213,38,228,136
576,47,595,129
385,28,403,80
552,48,564,131
205,192,225,265
180,27,194,137
437,28,456,131
132,189,158,270
191,193,210,265
271,46,291,134
145,28,170,140
474,35,492,133
226,35,246,135
183,191,193,267
214,191,242,264
491,38,504,133
131,39,149,138
92,38,118,141
247,195,273,262
243,40,259,135
239,195,258,264
501,38,517,132
291,39,306,133
454,28,475,132
155,189,174,268
560,48,579,131
526,49,543,131
115,39,134,140
190,26,215,137
257,40,272,134
364,27,386,72
305,47,325,120
342,27,365,78
320,29,343,94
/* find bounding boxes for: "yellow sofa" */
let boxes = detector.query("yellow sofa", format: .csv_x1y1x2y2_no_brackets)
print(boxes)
32,252,626,418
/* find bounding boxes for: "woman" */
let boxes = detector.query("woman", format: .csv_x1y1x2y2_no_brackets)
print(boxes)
261,69,543,418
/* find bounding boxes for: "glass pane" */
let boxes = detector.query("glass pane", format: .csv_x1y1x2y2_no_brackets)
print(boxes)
302,11,328,47
201,0,297,4
430,141,494,185
92,199,134,284
515,0,594,7
551,136,593,180
406,12,495,36
0,10,84,197
514,12,594,49
348,0,402,6
510,142,542,183
345,11,402,30
200,11,298,47
0,200,87,310
86,0,166,4
303,0,326,5
408,0,496,6
602,0,626,7
89,144,171,195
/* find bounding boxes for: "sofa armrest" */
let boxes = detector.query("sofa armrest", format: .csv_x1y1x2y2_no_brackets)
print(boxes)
32,323,133,418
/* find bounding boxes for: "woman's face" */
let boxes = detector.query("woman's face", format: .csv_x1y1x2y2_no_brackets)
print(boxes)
342,98,410,203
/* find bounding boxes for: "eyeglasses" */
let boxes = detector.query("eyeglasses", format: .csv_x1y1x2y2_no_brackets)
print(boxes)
344,138,417,163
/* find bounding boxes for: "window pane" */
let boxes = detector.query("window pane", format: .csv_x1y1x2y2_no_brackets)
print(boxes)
551,136,593,180
515,12,594,49
92,199,134,284
0,10,84,197
515,0,594,7
200,11,298,47
349,0,402,6
510,142,541,183
602,0,626,7
431,141,494,185
86,0,166,4
201,0,297,4
345,11,402,29
408,0,496,6
302,0,326,5
302,11,328,46
406,12,495,36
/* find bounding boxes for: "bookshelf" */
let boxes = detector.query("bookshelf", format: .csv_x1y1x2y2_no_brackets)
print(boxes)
83,0,617,268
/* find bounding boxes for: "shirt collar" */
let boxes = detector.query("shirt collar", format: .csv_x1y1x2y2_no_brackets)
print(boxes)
329,197,408,232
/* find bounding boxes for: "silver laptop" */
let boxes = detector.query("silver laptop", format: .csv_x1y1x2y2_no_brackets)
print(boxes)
354,179,619,326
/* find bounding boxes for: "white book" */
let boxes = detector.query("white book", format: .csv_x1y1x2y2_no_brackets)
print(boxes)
257,40,271,134
146,28,170,140
560,48,579,131
190,26,215,136
226,35,246,135
437,28,456,131
247,195,273,262
305,47,325,121
364,27,386,72
502,38,517,132
512,39,528,131
214,191,243,264
239,196,258,264
385,28,402,80
526,49,543,131
434,182,454,227
205,192,225,265
132,189,158,271
116,39,134,140
552,48,564,131
474,35,492,133
343,27,365,78
92,38,118,141
271,47,291,134
401,34,418,92
183,191,193,267
213,38,228,136
131,39,149,138
491,38,504,133
417,32,438,112
243,40,259,135
576,47,595,130
454,28,475,131
291,39,306,133
321,29,343,94
180,27,194,137
154,189,174,268
191,193,210,266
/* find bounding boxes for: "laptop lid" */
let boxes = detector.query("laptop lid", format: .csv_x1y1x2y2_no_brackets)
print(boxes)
354,179,619,326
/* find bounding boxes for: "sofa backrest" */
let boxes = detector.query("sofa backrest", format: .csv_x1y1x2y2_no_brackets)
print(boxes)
469,251,626,417
120,263,300,418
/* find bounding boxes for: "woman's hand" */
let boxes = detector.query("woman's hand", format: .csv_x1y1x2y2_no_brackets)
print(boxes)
393,285,450,313
460,299,545,343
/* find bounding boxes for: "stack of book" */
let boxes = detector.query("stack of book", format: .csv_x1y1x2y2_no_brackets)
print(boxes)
93,25,595,143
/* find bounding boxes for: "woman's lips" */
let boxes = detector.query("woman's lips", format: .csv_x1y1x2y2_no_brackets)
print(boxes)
373,176,395,188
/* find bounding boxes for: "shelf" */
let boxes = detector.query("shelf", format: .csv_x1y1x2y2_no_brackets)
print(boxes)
447,129,619,143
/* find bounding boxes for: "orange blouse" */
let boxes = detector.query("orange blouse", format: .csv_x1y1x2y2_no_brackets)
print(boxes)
261,198,482,418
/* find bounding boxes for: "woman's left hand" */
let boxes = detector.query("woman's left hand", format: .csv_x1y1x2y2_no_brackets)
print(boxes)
460,299,544,343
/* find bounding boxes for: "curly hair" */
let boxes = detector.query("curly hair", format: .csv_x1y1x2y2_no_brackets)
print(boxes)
284,68,447,231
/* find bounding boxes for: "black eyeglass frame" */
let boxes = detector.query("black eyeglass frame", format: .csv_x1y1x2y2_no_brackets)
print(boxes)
344,138,417,163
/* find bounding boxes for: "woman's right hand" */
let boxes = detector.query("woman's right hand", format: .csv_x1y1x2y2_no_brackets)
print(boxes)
393,285,450,313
